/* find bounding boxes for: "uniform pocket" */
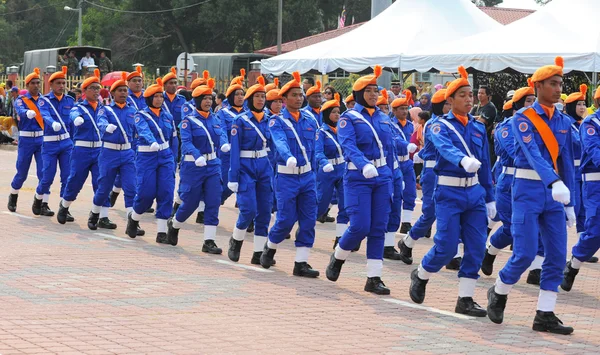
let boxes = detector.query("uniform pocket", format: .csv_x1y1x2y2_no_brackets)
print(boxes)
511,213,525,225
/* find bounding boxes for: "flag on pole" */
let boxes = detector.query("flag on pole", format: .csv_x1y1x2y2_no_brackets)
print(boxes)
338,6,346,29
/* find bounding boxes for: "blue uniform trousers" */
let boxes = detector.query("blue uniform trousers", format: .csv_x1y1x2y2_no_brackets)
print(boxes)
400,161,417,211
36,139,73,197
410,166,436,239
133,150,175,219
93,148,136,208
63,146,107,205
220,152,233,203
572,180,600,261
235,157,273,236
386,168,404,233
175,163,221,225
316,165,348,224
11,137,43,190
574,179,586,233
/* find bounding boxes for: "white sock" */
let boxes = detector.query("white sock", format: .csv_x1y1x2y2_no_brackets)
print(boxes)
267,240,278,250
91,204,101,214
455,243,463,258
295,247,310,262
10,188,19,195
366,259,383,277
112,187,122,193
172,218,183,229
403,234,415,248
157,219,167,233
232,227,246,241
401,210,413,224
174,194,182,204
571,256,583,269
488,218,499,229
528,255,544,271
198,201,205,212
35,193,43,200
131,211,142,221
334,245,351,260
204,225,217,241
384,232,396,247
100,206,109,218
126,207,133,214
494,277,512,295
537,290,557,312
254,235,267,252
458,277,477,298
62,199,72,208
42,194,50,203
488,244,500,256
335,223,347,237
417,264,431,280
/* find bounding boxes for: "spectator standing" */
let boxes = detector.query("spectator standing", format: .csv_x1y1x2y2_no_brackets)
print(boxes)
471,85,497,163
97,52,113,78
79,52,95,75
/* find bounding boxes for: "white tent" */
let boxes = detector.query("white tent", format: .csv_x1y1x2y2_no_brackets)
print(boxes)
260,0,501,75
402,0,600,74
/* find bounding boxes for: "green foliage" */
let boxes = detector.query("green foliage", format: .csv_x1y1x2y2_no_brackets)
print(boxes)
471,0,503,7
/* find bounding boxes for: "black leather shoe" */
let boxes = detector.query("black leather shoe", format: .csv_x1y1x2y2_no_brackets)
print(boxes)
397,239,413,265
57,202,69,224
325,254,345,281
325,214,335,223
293,262,320,278
446,257,462,270
285,233,291,240
260,245,277,269
400,222,412,234
409,269,428,304
364,277,390,295
32,196,42,216
40,202,55,216
7,193,17,212
98,217,117,229
246,220,254,233
166,218,179,246
145,207,154,214
317,208,331,223
228,237,243,262
251,251,275,265
352,241,361,252
455,297,487,317
487,286,507,324
424,227,432,238
383,246,402,260
136,225,145,236
66,211,75,222
532,311,574,335
526,269,541,285
109,191,119,207
333,236,340,250
87,212,100,230
196,211,204,224
586,256,598,263
156,232,169,244
125,213,139,238
171,202,180,218
202,240,222,254
560,261,579,292
481,250,496,276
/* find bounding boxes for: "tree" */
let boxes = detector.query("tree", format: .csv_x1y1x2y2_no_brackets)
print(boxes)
535,0,552,4
471,0,503,6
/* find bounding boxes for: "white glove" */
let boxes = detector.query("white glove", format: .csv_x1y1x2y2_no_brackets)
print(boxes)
105,124,117,134
286,157,297,168
150,142,160,152
195,156,207,167
413,153,424,164
26,110,36,119
221,143,231,153
565,206,576,228
323,163,334,173
551,180,570,205
362,163,379,179
227,182,239,192
74,116,84,126
52,122,62,132
460,156,482,173
486,201,497,220
407,143,418,154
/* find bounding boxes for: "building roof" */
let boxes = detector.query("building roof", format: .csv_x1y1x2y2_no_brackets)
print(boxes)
255,7,535,56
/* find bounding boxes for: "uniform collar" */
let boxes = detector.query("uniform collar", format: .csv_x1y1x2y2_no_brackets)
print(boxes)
283,108,304,121
446,110,474,122
111,101,128,109
353,103,378,116
128,88,144,98
531,100,558,120
47,91,65,100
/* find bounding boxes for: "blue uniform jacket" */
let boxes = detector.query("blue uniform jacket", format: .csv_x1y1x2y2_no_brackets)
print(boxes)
229,110,272,182
70,100,102,142
180,110,227,166
569,118,582,181
163,93,186,126
301,106,322,127
269,108,317,168
217,106,244,145
14,93,43,132
579,112,600,173
39,92,75,137
134,107,173,146
418,116,439,161
97,103,137,144
429,111,494,203
493,117,516,168
127,89,146,111
390,120,411,160
315,124,343,169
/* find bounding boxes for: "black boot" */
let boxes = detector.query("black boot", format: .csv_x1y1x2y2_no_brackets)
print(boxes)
364,277,390,295
285,233,291,240
293,262,320,278
586,256,598,263
171,202,180,218
325,254,345,281
98,217,117,229
196,211,205,224
526,269,541,285
7,193,18,212
260,245,277,269
481,250,496,276
424,227,432,238
156,232,169,244
40,203,55,216
251,251,275,266
87,212,100,230
397,239,413,265
487,286,507,324
409,269,428,304
136,225,145,237
246,220,254,233
57,202,69,224
125,213,139,238
445,257,462,270
352,241,361,252
228,237,243,262
560,261,579,292
325,214,335,223
202,240,222,254
455,297,487,317
399,222,412,234
333,236,340,250
109,191,119,207
166,218,179,246
145,207,154,214
66,211,75,222
32,196,42,216
532,311,574,335
317,208,330,223
383,246,402,260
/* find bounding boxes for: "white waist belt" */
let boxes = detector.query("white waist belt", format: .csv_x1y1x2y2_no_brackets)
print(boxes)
277,163,312,175
583,172,600,182
43,133,70,142
103,142,131,151
75,140,102,148
173,131,177,137
501,166,516,175
515,168,542,181
394,161,399,170
240,149,268,158
437,175,479,187
397,154,410,162
328,157,345,165
575,159,581,167
138,142,170,152
19,131,43,138
184,153,217,162
425,160,436,168
348,158,386,170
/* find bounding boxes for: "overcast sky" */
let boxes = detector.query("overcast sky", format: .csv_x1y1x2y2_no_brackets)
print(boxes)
498,0,543,10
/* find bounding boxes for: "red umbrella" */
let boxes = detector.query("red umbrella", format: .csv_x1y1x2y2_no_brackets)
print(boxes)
101,71,127,87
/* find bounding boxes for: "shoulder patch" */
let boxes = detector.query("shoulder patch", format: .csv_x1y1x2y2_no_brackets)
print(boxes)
38,100,44,107
135,116,140,123
98,108,105,115
501,130,508,139
588,127,596,135
181,122,188,129
339,119,347,129
231,128,237,136
431,124,441,135
518,122,528,132
315,132,319,141
269,119,276,127
16,99,23,106
183,106,190,113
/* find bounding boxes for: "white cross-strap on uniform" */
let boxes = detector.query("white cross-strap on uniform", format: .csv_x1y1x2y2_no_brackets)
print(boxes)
128,96,139,110
104,106,130,145
41,96,70,139
79,105,101,141
185,114,217,162
321,129,344,161
345,110,386,170
241,114,268,150
140,111,168,144
437,118,474,158
279,116,312,173
162,101,178,137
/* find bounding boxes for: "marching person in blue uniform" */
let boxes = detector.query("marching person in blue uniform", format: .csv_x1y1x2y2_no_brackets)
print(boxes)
162,67,186,166
315,93,348,249
487,57,575,334
409,66,495,317
7,68,44,214
125,78,175,244
399,89,449,264
260,72,320,278
34,66,74,218
562,85,600,291
376,89,390,115
345,94,355,110
301,80,322,127
227,77,275,264
57,70,109,224
325,65,395,294
265,86,282,213
166,79,226,252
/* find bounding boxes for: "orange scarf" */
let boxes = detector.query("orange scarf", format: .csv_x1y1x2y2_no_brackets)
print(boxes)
269,109,280,115
365,108,375,116
197,110,209,118
133,91,142,98
289,111,300,122
253,111,265,122
454,113,468,126
89,101,98,111
166,92,176,102
55,94,63,101
312,107,321,115
329,125,337,134
150,107,161,117
116,102,126,109
31,95,39,101
399,119,407,127
231,106,243,113
540,104,555,120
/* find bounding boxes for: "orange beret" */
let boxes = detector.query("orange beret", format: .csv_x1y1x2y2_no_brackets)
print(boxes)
265,78,279,92
191,70,210,90
49,66,67,82
266,89,282,101
344,93,354,104
431,89,447,104
230,68,246,86
445,66,470,100
512,78,535,103
502,100,513,111
565,84,587,104
82,69,101,90
352,65,382,91
25,68,41,85
245,76,266,99
280,72,302,97
226,77,244,97
322,93,341,112
376,89,389,106
595,86,600,100
306,80,322,97
143,77,164,98
532,56,564,83
192,78,215,98
127,66,143,81
110,72,129,92
391,90,412,108
162,67,177,85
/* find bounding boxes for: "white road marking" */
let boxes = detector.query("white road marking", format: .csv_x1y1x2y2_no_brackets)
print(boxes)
214,259,274,273
3,211,34,219
94,232,136,243
382,298,476,320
